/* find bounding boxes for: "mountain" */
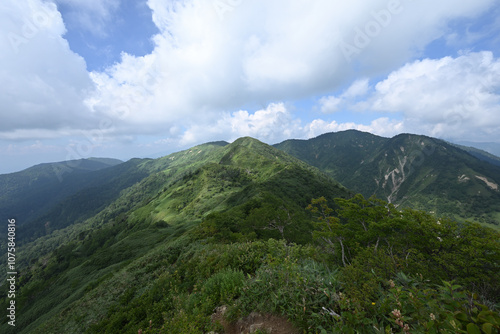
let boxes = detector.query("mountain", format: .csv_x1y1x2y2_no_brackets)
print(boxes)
455,140,500,158
1,141,232,245
275,130,500,226
450,142,500,167
0,158,123,230
0,137,351,333
1,136,498,334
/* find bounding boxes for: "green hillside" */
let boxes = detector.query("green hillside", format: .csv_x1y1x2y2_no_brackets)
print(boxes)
450,142,500,167
0,141,231,275
275,130,500,227
0,158,123,230
0,136,498,334
0,137,352,333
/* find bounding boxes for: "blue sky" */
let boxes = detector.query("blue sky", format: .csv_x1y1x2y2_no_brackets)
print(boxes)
1,0,500,173
57,0,159,71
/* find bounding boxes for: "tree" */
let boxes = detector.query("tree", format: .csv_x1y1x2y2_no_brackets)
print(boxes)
307,197,350,266
246,195,295,242
307,194,500,299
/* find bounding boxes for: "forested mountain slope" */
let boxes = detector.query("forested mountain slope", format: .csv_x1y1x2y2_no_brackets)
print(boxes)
0,135,498,334
0,158,123,230
275,130,500,226
0,137,350,333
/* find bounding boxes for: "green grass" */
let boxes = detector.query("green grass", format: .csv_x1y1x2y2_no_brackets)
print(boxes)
2,136,499,334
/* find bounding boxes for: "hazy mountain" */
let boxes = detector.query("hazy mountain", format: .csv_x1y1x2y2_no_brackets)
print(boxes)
0,135,498,334
0,136,351,333
0,158,123,230
275,130,500,226
449,142,500,167
455,140,500,157
8,141,231,244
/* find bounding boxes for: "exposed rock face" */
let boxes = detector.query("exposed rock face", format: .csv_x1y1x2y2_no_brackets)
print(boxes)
475,175,499,190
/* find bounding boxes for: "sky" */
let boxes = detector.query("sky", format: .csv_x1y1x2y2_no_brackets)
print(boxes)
1,0,500,174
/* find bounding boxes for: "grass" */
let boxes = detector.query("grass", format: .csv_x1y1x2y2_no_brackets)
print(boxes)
2,136,499,333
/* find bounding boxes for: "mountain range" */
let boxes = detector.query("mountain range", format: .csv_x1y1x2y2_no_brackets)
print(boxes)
455,140,500,158
275,130,500,226
0,130,499,333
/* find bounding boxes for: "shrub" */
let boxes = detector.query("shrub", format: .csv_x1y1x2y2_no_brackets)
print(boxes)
188,268,245,315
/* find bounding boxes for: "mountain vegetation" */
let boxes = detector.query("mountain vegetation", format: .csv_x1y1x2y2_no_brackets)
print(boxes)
0,158,123,233
450,143,500,167
0,133,498,334
456,141,500,160
275,130,500,228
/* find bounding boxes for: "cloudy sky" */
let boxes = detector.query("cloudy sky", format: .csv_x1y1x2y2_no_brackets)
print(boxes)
1,0,500,173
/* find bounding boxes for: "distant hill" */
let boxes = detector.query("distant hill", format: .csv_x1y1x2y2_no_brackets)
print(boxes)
449,142,500,167
0,135,498,334
455,140,500,158
0,136,351,333
8,142,231,243
0,158,123,230
275,130,500,226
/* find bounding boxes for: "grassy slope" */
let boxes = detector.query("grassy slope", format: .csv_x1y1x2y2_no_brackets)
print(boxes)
0,142,230,278
1,138,351,333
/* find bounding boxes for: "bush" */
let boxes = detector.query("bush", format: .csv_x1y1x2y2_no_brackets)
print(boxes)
188,268,245,315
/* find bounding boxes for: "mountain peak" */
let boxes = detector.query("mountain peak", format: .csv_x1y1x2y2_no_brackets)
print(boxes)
230,136,266,148
276,130,500,226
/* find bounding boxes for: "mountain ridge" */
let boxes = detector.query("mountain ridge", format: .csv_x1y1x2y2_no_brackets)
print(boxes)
1,132,499,333
0,158,123,231
0,135,352,333
274,130,500,226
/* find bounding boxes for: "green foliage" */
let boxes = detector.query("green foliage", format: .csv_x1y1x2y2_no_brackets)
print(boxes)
2,136,499,334
188,268,245,315
307,195,500,299
193,193,315,244
229,253,341,330
276,130,500,228
327,276,500,334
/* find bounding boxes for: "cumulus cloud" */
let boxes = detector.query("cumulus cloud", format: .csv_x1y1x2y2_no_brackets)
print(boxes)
304,117,404,139
369,51,500,141
178,102,405,146
1,0,499,153
0,0,97,139
180,103,301,145
319,79,370,113
86,0,497,135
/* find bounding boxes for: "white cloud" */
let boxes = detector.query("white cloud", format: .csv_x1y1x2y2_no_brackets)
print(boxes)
1,0,499,159
86,0,497,136
178,102,405,146
319,79,370,113
319,96,342,114
370,51,500,141
0,0,97,139
180,103,301,145
304,117,404,139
